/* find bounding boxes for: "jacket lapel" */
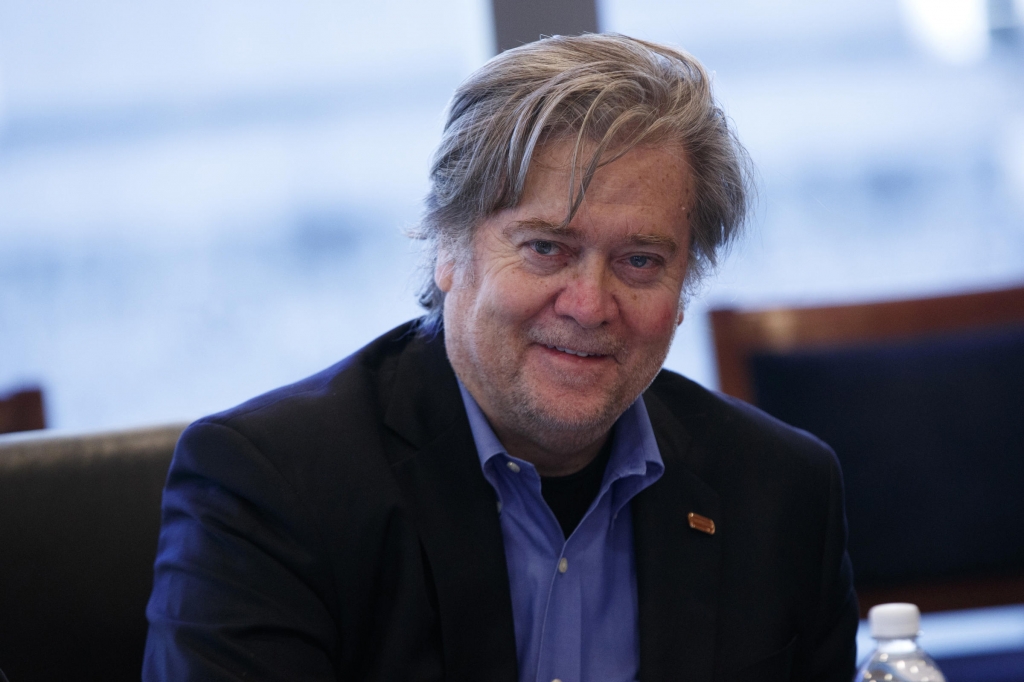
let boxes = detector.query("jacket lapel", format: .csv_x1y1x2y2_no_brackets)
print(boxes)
634,389,722,682
384,330,519,682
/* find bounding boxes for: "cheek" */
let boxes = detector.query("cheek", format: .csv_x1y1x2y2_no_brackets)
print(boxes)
625,294,681,341
480,266,558,321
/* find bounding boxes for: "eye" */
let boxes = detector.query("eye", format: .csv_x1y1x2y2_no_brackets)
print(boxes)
531,240,557,255
628,254,653,268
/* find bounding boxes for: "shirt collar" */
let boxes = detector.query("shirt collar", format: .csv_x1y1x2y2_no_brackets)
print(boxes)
457,380,664,493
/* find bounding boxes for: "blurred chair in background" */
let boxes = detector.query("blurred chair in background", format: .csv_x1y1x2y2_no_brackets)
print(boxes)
0,387,46,434
710,285,1024,617
0,424,186,682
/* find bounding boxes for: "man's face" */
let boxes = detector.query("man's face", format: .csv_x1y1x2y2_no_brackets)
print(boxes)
439,140,695,464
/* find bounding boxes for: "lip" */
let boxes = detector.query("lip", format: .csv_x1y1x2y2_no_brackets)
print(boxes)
543,343,606,358
536,343,613,362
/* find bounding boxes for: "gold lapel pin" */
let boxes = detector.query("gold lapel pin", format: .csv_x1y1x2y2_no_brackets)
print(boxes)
688,512,715,535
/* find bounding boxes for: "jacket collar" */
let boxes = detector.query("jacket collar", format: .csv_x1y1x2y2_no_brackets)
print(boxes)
383,328,519,682
634,387,722,682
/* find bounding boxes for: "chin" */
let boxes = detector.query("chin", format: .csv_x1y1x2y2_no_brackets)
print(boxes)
512,387,627,443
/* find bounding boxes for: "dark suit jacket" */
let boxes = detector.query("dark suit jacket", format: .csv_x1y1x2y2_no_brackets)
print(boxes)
144,320,858,682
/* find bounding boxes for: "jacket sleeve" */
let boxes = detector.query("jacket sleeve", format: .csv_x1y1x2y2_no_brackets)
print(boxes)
143,421,339,682
795,451,860,682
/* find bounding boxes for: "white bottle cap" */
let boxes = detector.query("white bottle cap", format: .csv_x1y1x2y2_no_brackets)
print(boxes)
869,602,921,638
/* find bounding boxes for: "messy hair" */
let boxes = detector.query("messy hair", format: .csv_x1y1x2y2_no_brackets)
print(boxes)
410,33,752,330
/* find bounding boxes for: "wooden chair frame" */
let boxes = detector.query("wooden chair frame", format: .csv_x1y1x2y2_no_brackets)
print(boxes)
710,285,1024,404
0,387,46,435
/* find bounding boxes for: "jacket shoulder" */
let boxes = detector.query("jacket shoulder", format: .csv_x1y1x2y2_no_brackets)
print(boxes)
646,368,840,483
147,320,447,679
192,320,423,449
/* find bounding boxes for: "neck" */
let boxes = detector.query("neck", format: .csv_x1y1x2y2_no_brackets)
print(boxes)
493,424,610,477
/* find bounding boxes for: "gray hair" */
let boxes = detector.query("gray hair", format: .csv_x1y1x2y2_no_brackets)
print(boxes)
410,33,751,331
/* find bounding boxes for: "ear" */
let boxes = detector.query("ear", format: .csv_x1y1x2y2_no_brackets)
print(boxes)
434,251,455,293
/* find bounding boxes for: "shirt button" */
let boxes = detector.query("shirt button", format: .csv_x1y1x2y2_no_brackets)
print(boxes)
558,557,568,573
496,501,502,513
506,461,521,473
553,679,563,682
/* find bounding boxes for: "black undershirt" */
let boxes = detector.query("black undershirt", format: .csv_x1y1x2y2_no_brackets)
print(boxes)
540,433,614,539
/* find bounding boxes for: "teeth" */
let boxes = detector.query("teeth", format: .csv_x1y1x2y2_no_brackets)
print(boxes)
545,344,598,358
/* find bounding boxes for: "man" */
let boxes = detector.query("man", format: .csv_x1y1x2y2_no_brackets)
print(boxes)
145,34,858,681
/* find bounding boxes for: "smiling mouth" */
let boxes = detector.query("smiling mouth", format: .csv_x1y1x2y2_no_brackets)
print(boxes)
544,344,607,358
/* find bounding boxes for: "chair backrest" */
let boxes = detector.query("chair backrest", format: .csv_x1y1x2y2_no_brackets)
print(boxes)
709,285,1024,616
0,424,187,682
0,388,46,435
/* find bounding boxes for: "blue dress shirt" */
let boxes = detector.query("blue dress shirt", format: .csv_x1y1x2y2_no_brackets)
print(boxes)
458,383,665,682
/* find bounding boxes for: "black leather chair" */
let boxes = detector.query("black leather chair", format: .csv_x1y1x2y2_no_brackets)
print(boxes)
0,424,186,682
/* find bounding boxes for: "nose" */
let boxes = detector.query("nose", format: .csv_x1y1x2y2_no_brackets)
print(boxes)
552,257,618,329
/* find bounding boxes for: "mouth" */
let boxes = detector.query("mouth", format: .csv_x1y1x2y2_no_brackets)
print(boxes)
543,344,608,359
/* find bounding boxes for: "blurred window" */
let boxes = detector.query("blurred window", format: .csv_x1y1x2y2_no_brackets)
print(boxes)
0,0,492,429
3,0,1024,428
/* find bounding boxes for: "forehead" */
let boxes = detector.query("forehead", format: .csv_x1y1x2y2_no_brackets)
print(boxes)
519,139,694,230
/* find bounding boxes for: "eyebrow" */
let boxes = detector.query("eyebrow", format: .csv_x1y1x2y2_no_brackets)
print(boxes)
507,218,678,248
504,219,679,255
625,232,679,254
504,218,580,238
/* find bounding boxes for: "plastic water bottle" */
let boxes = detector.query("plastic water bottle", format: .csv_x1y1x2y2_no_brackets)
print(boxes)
855,603,946,682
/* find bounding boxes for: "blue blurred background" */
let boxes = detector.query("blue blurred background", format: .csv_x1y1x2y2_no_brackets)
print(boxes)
2,0,1022,431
